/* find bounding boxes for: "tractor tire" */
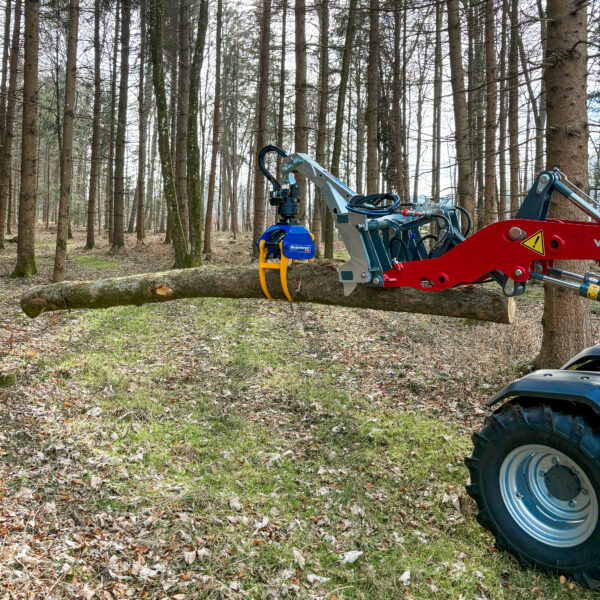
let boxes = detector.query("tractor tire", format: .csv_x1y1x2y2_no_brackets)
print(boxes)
466,402,600,589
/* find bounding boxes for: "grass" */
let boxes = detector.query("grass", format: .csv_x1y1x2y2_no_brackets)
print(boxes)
72,254,119,269
15,297,588,599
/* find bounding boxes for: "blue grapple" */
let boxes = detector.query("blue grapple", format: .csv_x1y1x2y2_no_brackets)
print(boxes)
256,145,315,301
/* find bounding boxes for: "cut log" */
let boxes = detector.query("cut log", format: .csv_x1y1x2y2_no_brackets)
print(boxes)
20,260,515,323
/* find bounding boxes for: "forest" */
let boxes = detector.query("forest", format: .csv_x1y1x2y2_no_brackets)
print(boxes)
2,0,600,597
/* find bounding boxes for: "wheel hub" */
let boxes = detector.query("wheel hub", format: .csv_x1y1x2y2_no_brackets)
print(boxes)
499,444,598,547
544,464,581,501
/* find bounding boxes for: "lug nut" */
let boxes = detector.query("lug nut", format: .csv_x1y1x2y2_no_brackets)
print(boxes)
569,500,576,508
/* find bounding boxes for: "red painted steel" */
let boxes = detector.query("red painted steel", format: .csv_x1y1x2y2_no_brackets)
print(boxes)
382,219,600,291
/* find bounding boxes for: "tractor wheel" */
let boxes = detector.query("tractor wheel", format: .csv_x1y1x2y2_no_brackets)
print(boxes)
466,402,600,588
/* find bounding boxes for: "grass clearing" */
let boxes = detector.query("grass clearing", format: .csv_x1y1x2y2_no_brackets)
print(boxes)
1,296,588,598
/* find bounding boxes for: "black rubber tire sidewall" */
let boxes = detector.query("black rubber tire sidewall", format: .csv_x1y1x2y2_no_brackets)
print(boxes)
478,417,600,571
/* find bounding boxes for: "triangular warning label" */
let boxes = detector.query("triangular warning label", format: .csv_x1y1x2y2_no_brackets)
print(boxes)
521,230,545,255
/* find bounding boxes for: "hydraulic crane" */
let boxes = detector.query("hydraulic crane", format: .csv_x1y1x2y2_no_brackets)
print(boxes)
256,144,600,303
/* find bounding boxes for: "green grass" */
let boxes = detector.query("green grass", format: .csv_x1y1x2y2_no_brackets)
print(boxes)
72,254,119,269
15,299,591,598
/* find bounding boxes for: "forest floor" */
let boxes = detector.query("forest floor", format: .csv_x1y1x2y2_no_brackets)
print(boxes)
1,228,600,599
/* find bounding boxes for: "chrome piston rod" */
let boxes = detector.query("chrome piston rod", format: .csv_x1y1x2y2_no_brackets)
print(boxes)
530,271,600,301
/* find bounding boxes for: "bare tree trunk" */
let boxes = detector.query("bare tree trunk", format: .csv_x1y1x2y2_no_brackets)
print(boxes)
329,0,357,257
86,0,101,249
53,0,79,282
107,0,119,242
431,0,442,203
275,0,287,183
497,0,508,219
535,0,590,368
112,0,130,249
149,0,190,267
483,0,497,226
312,0,328,258
175,0,189,241
294,0,307,223
0,0,20,249
11,0,39,278
136,0,147,244
202,0,222,257
446,0,474,217
251,0,270,254
366,0,379,195
0,0,12,242
188,0,208,263
508,0,519,216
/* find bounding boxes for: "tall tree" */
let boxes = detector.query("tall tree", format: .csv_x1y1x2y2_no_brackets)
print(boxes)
483,0,497,225
312,0,328,258
535,0,590,367
251,0,270,253
187,0,208,263
149,0,191,266
0,0,20,249
86,0,102,249
175,0,190,241
275,0,287,184
112,0,131,249
11,0,39,278
431,0,442,203
447,0,474,219
53,0,80,282
106,0,120,242
294,0,307,222
508,0,519,215
328,0,357,257
366,0,379,194
202,0,222,257
137,0,147,243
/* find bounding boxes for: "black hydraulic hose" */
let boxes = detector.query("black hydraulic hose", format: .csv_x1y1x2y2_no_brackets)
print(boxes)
347,193,402,216
258,145,288,192
453,205,472,237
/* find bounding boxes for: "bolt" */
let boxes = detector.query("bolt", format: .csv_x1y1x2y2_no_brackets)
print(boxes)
361,272,367,279
508,227,526,241
514,268,523,277
540,173,550,184
516,492,523,499
569,500,577,508
553,457,560,466
373,277,381,285
539,470,546,477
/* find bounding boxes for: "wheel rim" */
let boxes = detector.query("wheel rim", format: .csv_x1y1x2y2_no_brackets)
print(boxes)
499,444,598,547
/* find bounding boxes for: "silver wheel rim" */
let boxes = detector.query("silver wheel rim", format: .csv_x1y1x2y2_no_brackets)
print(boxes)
499,444,598,547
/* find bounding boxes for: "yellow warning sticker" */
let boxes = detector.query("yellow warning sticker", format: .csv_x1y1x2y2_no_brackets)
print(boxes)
587,285,600,300
521,230,545,256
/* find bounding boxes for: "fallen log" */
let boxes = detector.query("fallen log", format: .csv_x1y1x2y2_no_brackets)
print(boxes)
20,260,515,323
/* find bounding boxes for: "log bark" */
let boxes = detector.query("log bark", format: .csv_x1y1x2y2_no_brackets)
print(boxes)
21,261,515,324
